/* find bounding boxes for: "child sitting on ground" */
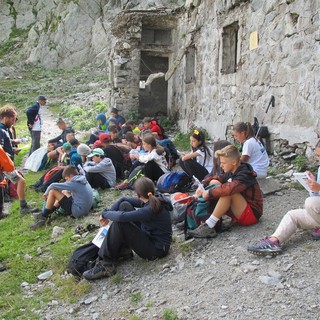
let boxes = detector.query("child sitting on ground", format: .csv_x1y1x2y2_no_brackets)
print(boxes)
247,140,320,256
30,165,93,229
233,122,270,178
179,129,213,181
83,148,116,189
82,177,173,280
188,144,263,238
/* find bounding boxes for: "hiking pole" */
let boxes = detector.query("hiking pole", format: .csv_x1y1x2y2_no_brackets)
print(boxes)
255,95,275,138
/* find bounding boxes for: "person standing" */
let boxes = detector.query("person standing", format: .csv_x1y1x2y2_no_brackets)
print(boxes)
26,95,47,154
0,104,39,214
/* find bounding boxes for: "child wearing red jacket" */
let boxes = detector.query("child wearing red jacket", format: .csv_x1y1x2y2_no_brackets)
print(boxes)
188,144,263,238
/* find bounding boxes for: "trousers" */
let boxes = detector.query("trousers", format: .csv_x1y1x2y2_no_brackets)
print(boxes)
272,196,320,243
98,201,167,261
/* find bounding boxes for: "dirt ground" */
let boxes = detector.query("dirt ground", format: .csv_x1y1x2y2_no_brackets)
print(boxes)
19,106,320,320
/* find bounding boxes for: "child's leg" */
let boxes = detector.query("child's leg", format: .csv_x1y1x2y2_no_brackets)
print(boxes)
212,193,247,219
272,197,320,243
45,189,65,209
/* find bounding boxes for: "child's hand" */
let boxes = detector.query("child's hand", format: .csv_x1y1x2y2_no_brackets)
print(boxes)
201,190,210,200
306,179,320,193
99,215,109,226
305,171,315,181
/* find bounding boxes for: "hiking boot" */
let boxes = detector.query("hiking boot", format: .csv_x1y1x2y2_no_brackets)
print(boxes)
21,205,40,215
29,215,48,230
187,223,218,238
247,236,282,256
115,180,130,190
117,248,134,263
311,229,320,240
82,260,116,281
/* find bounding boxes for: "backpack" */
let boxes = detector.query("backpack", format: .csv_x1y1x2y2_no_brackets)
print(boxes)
156,172,192,193
184,184,222,238
43,166,63,182
127,165,145,188
91,188,101,209
184,197,222,240
170,192,193,223
67,242,99,277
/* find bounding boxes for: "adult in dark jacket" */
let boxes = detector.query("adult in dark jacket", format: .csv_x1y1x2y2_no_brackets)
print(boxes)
0,104,39,214
188,144,263,238
83,177,173,280
26,95,47,154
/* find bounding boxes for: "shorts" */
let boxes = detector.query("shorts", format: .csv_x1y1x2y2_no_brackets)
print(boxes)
229,203,258,226
4,170,22,184
59,195,73,215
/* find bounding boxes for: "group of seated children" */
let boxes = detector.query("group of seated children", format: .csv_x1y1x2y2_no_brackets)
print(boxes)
16,108,319,279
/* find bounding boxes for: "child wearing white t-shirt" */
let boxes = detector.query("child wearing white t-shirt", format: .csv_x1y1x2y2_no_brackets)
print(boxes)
179,129,213,181
233,122,269,178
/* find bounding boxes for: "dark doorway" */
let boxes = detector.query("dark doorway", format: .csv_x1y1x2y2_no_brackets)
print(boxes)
139,52,168,117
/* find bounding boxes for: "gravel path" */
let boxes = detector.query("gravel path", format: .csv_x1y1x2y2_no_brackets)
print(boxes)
34,187,319,320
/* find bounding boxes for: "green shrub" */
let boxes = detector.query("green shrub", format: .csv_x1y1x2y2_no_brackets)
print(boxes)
293,155,308,171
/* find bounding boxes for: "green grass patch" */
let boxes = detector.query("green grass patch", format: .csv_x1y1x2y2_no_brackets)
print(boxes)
130,292,142,303
0,171,93,318
163,308,178,320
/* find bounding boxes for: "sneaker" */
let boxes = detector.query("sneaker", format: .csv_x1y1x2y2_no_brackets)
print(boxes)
29,215,48,230
82,260,116,281
21,205,40,215
187,223,218,238
247,236,282,256
175,221,185,231
115,180,130,190
311,229,320,240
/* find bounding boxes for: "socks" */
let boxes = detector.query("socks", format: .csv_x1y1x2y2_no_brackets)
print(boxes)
205,215,219,228
42,208,53,217
20,200,27,208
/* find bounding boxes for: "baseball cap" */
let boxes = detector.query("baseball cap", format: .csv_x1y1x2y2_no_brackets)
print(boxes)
77,144,91,156
62,142,72,151
99,133,110,142
87,148,105,158
37,95,47,101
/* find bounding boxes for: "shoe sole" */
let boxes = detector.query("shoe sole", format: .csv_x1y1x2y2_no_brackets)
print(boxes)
83,269,116,280
247,248,282,257
187,232,218,238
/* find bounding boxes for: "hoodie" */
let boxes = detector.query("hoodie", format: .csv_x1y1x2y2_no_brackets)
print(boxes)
102,194,173,251
45,175,93,218
83,157,116,187
96,113,109,131
203,163,263,220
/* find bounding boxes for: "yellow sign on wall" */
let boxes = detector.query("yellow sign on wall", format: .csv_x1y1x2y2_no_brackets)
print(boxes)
250,31,259,50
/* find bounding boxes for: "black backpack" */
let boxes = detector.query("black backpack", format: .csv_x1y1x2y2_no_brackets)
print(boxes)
67,242,99,277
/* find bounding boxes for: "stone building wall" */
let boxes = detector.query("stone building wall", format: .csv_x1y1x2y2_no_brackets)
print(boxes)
168,0,320,147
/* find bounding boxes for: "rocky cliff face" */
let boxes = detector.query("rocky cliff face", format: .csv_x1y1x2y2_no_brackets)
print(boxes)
0,0,184,68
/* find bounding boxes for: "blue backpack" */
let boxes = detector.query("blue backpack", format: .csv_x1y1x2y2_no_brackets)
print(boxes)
156,172,192,193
